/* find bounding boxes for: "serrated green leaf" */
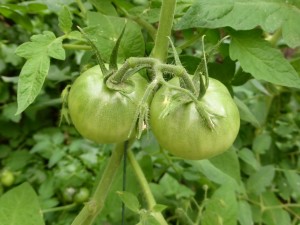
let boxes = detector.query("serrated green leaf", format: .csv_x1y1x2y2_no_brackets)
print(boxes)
15,31,65,60
202,183,238,225
84,12,144,62
230,31,300,88
16,55,50,114
117,191,140,213
58,6,72,34
175,0,300,47
0,182,45,225
246,165,275,195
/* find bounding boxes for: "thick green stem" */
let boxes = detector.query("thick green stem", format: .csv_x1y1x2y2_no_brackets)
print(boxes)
63,44,91,50
127,150,168,225
42,203,77,213
71,142,126,225
151,0,176,62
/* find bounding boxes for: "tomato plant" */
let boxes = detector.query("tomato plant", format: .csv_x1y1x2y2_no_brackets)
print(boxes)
1,0,300,225
150,77,240,160
68,65,148,144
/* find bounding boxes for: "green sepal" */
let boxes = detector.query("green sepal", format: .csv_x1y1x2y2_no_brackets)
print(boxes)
77,26,108,76
168,37,188,89
109,22,127,72
159,92,191,119
59,85,71,126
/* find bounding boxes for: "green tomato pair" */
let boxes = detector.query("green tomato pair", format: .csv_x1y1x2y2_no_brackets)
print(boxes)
68,65,240,160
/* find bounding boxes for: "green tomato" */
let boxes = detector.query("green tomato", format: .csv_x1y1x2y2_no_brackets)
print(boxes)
68,65,147,143
74,187,90,203
1,170,15,187
150,77,240,160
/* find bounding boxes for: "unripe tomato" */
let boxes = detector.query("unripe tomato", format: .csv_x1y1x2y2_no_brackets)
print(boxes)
68,66,147,143
1,170,15,187
74,187,90,203
150,77,240,160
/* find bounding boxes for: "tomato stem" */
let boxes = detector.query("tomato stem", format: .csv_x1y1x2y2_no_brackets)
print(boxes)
127,149,169,225
71,142,128,225
151,0,176,62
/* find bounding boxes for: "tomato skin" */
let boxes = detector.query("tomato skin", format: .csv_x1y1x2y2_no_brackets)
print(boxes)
150,77,240,160
68,66,147,144
1,170,15,187
74,187,90,203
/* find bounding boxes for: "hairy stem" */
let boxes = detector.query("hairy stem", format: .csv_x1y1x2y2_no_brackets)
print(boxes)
71,142,126,225
151,0,176,62
127,150,168,225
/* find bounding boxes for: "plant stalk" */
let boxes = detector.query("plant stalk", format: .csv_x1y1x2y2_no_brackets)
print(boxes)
151,0,176,62
127,150,168,225
71,142,126,225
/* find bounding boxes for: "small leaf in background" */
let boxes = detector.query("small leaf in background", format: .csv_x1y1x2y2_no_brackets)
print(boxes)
152,204,167,213
246,165,275,195
0,5,33,30
117,191,140,213
58,6,72,34
175,0,300,47
252,132,272,154
237,200,253,225
283,170,300,198
139,210,161,225
230,31,300,89
2,102,22,123
188,158,239,189
0,182,45,225
238,148,260,172
261,191,291,225
88,0,118,16
202,183,238,225
234,96,260,128
159,173,194,199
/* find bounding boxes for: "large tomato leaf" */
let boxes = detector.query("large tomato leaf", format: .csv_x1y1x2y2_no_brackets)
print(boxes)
84,12,145,62
229,31,300,88
0,182,45,225
15,31,65,114
175,0,300,48
16,56,50,115
201,183,238,225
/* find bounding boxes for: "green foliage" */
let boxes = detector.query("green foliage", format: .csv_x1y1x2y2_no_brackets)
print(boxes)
1,0,300,225
0,183,44,225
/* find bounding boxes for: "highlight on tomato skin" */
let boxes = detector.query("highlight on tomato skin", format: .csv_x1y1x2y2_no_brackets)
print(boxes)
67,65,148,144
150,77,240,160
